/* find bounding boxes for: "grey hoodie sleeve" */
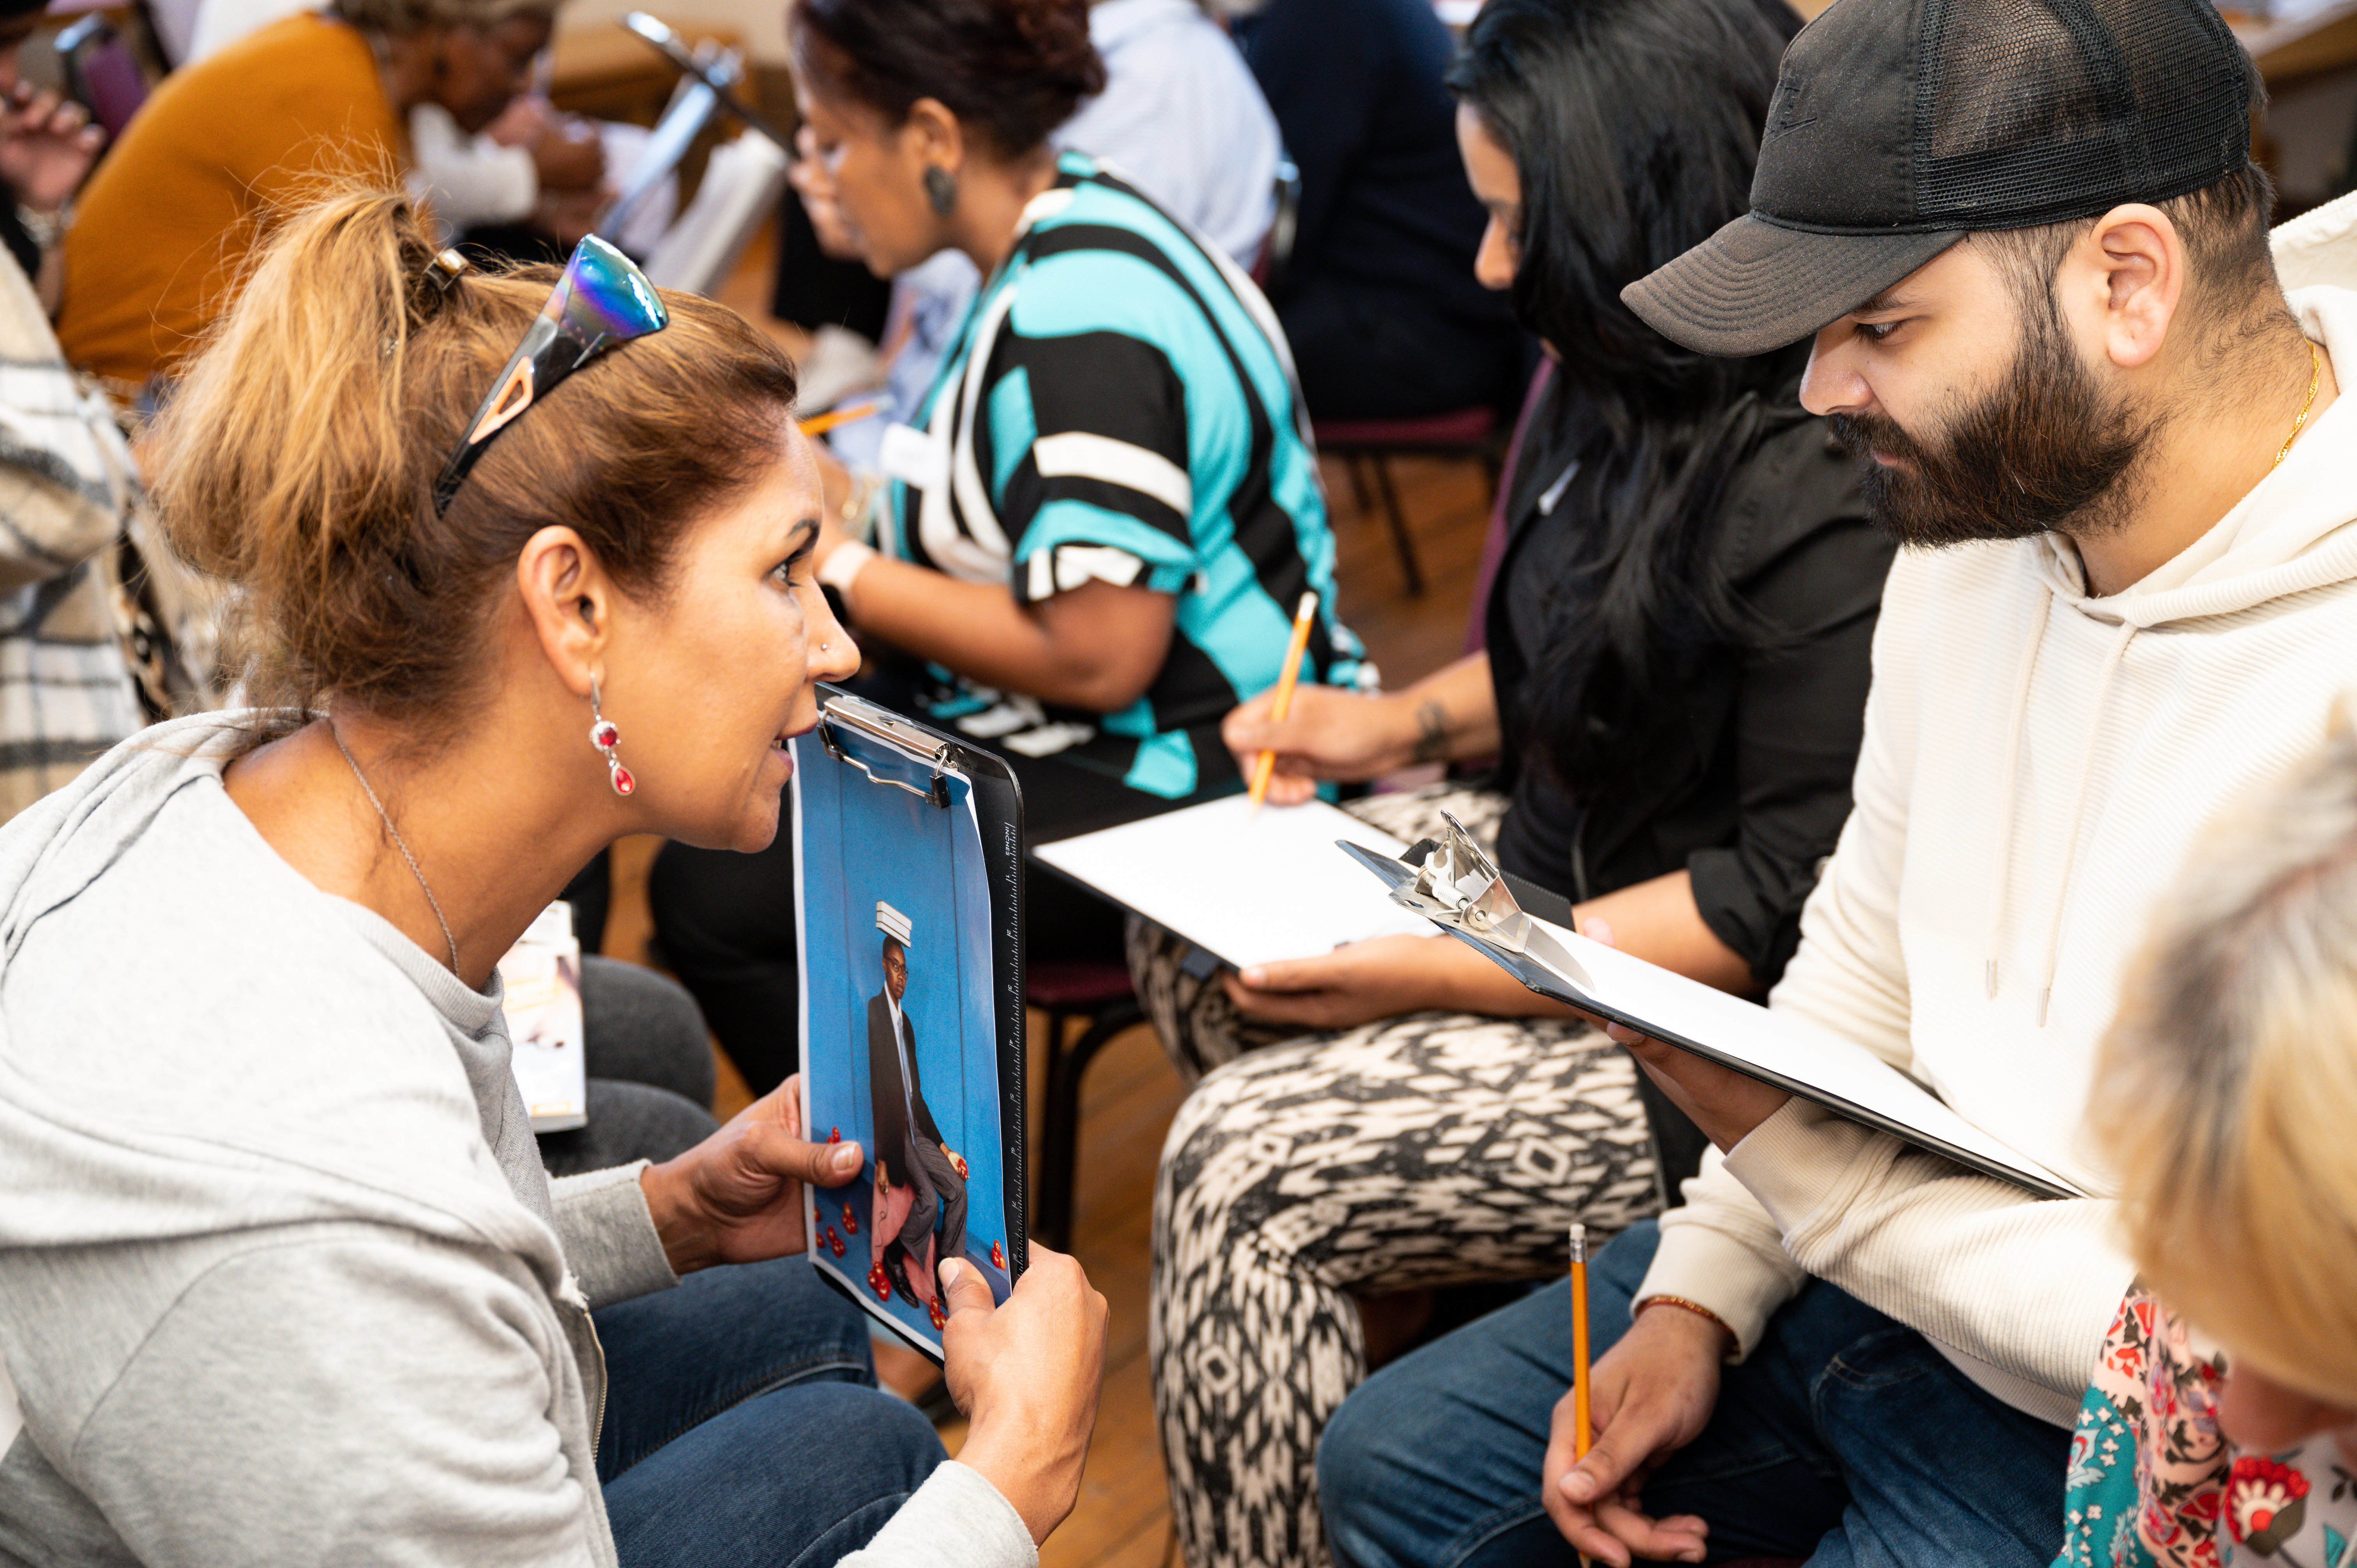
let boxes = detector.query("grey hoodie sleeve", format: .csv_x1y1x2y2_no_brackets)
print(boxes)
836,1462,1038,1568
549,1162,676,1308
65,1228,609,1568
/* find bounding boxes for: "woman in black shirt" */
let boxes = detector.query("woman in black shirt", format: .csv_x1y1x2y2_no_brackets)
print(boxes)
1139,2,1894,1565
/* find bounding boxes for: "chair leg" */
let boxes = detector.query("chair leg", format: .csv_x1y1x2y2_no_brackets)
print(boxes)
1371,454,1425,596
1032,997,1145,1252
1344,451,1376,517
1029,1007,1070,1234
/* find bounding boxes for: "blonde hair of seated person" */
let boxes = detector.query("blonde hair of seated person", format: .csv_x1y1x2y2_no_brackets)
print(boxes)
2091,703,2357,1409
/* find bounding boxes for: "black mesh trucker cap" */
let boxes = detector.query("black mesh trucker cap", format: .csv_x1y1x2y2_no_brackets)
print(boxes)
1622,0,2259,358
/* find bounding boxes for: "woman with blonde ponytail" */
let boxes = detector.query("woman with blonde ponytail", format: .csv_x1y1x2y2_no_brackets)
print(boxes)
0,188,1106,1568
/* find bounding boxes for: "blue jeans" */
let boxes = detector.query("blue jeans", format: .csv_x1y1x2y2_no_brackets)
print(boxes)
597,1256,947,1568
1318,1220,2071,1568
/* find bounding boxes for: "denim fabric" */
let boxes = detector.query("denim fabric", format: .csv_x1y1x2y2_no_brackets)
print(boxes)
598,1256,948,1568
1319,1220,2071,1568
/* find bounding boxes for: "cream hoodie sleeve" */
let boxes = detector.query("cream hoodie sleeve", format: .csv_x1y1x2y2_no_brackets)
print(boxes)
1636,554,2131,1413
1719,1104,2128,1413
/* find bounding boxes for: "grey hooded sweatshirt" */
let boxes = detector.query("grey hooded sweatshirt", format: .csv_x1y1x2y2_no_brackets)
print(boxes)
0,715,1034,1568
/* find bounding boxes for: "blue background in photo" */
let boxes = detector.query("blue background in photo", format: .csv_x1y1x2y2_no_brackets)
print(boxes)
797,724,1010,1351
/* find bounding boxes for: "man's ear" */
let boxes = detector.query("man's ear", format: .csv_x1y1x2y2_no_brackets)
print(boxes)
515,525,608,698
2069,203,2186,373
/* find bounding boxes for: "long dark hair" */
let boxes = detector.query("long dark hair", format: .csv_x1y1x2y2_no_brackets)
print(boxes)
1450,0,1803,796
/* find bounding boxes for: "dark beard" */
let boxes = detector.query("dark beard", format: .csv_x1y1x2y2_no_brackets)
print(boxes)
1829,302,2162,549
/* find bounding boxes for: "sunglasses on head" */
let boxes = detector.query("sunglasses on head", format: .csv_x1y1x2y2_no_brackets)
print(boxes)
432,235,671,516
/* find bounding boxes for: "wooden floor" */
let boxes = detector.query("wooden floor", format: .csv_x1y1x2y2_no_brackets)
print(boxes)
611,223,1495,1566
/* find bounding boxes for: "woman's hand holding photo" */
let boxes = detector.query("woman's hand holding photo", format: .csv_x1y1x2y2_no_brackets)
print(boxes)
941,1243,1110,1545
641,1072,866,1274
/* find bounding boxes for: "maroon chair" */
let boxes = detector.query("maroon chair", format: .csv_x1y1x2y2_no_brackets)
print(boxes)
1314,404,1503,596
1027,957,1143,1252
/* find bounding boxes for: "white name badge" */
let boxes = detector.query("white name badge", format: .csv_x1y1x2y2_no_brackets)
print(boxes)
878,422,949,493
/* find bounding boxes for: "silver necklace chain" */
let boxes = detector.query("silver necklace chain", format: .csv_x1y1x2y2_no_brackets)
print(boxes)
330,723,461,973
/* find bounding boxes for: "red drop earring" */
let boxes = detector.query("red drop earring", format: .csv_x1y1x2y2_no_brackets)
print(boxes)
589,676,635,796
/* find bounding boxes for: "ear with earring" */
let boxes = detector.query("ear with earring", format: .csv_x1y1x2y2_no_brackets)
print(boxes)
923,165,957,216
588,675,636,796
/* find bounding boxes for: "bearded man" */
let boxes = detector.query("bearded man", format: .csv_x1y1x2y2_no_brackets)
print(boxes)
1314,2,2357,1565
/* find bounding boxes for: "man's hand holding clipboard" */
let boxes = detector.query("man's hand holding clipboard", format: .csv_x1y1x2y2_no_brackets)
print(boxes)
1573,916,1794,1156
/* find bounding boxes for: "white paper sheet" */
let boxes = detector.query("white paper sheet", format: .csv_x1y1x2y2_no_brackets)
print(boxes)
1034,795,1434,970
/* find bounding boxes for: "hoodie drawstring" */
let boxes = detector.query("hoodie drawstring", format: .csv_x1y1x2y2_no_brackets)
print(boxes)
2028,618,2139,1024
1982,592,2052,1000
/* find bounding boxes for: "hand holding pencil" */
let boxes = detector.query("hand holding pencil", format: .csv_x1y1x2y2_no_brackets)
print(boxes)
1538,1233,1718,1566
1246,591,1320,814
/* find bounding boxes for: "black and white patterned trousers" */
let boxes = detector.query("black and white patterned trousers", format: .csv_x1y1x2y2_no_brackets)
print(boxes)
1134,785,1661,1568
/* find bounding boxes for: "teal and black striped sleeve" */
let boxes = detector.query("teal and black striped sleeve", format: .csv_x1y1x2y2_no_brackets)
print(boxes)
974,246,1219,606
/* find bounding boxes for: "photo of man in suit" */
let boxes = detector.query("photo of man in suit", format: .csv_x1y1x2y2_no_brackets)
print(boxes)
867,920,967,1308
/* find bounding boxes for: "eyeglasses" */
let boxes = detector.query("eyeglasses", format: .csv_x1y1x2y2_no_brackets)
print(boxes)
433,235,671,515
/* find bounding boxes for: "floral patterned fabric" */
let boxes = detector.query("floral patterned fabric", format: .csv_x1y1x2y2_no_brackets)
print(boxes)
2056,1291,2357,1568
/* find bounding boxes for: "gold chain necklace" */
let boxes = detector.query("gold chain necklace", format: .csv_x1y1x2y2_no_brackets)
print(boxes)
2274,340,2323,469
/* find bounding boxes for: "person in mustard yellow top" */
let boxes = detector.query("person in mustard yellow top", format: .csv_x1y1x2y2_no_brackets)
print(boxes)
57,0,554,395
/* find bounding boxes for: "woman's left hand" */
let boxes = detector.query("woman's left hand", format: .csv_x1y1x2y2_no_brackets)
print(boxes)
638,1074,866,1274
1222,933,1453,1029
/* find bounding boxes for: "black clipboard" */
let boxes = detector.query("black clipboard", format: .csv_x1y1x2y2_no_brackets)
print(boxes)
794,687,1027,1359
1341,832,2082,1202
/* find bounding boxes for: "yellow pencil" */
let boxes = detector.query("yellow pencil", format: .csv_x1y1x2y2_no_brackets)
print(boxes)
1571,1222,1592,1459
797,398,883,438
1247,591,1319,814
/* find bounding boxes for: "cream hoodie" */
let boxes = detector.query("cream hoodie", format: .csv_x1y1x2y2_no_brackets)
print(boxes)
1641,195,2357,1428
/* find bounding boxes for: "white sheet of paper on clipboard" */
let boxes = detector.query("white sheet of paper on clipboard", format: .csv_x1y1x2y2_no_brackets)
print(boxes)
1339,816,2085,1201
1032,795,1431,969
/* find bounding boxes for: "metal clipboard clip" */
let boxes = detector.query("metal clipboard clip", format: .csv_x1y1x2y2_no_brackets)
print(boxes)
1336,812,1598,996
815,699,952,809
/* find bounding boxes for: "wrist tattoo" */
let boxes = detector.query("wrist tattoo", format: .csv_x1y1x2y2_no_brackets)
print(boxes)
1411,699,1449,764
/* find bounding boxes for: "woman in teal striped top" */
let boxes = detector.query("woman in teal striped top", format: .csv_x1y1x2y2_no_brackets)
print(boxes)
790,0,1363,820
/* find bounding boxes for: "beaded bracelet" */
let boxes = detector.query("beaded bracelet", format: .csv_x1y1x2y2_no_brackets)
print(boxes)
1637,1294,1733,1339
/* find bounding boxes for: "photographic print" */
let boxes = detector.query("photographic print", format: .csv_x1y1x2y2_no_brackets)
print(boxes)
795,702,1021,1356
